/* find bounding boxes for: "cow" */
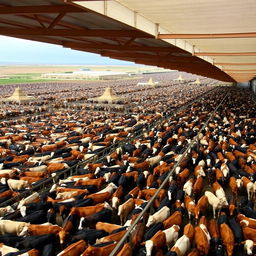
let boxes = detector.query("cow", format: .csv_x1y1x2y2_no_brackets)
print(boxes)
95,222,122,234
116,243,132,256
194,195,208,221
241,176,254,200
81,242,116,256
118,198,135,225
163,210,182,229
6,179,30,190
194,216,211,255
169,223,194,256
184,196,195,221
212,181,228,206
0,220,29,236
220,223,234,256
57,240,87,256
205,191,222,218
28,224,62,236
0,243,19,255
131,222,146,249
242,227,256,243
242,240,256,255
70,202,112,217
239,214,256,229
146,206,170,227
96,230,126,244
144,225,180,256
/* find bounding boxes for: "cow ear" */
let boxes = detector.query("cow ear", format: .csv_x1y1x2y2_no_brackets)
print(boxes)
140,242,145,246
241,241,245,244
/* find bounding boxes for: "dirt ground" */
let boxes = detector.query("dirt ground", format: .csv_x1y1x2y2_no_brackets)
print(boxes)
0,65,163,76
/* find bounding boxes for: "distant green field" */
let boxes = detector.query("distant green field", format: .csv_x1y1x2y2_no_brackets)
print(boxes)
0,75,56,85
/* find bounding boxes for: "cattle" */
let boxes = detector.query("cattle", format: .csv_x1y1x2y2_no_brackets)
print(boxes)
0,243,19,255
81,242,117,256
96,229,126,244
118,198,135,225
70,202,112,217
70,229,108,245
169,224,194,256
57,240,86,256
6,179,30,190
194,216,211,255
195,195,208,220
0,220,29,236
242,240,256,255
0,206,14,217
242,227,256,243
146,206,170,227
116,243,132,256
28,224,62,236
86,192,111,204
144,225,179,256
184,196,196,220
239,214,256,229
212,181,228,206
95,222,122,234
163,210,182,229
205,191,222,218
220,223,234,256
183,178,194,196
132,222,146,249
241,176,254,200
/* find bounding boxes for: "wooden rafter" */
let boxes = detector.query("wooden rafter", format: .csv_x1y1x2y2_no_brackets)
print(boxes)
63,41,182,53
0,28,153,38
0,5,84,15
195,52,256,56
100,51,194,63
158,32,256,39
215,62,256,66
48,13,66,29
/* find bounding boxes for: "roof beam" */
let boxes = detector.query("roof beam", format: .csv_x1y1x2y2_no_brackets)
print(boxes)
195,52,256,56
215,63,256,66
0,28,153,38
64,41,181,52
100,51,193,62
158,32,256,39
48,13,66,29
223,69,256,72
0,5,83,15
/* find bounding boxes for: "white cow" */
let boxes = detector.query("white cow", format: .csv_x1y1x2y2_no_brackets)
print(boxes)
146,206,170,227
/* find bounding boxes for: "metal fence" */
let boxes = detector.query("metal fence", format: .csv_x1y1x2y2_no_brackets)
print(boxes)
109,91,228,256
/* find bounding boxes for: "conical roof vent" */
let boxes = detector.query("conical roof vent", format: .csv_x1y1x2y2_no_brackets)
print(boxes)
2,87,36,103
89,87,123,103
174,75,184,81
193,78,201,84
137,77,158,86
148,78,154,85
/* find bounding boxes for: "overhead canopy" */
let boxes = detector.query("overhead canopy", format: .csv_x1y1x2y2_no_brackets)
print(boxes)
2,87,36,103
0,0,254,82
88,87,124,103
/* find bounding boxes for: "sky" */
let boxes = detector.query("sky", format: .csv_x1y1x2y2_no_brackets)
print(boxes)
0,36,134,65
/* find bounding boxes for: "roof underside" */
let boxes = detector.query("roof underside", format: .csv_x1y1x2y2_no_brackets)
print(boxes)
0,0,254,82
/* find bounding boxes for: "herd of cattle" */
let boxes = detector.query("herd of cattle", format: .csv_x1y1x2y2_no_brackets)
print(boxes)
0,72,213,119
0,77,254,256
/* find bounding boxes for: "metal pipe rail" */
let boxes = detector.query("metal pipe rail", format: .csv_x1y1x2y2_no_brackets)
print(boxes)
109,91,228,256
0,87,218,208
